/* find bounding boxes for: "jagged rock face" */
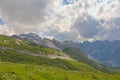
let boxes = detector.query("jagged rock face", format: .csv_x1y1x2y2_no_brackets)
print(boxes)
53,39,80,49
42,38,60,50
12,33,80,50
13,33,60,50
13,33,43,45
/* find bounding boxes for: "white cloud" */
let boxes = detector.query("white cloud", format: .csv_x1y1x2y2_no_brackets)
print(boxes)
0,0,120,41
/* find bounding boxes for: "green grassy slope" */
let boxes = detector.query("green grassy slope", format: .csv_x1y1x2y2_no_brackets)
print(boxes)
0,35,78,70
63,47,112,73
0,35,65,55
0,35,120,80
0,61,120,80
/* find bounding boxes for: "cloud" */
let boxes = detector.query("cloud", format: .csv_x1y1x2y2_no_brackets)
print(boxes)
0,0,120,41
100,17,120,40
0,0,52,34
74,15,101,38
0,0,51,24
113,17,120,28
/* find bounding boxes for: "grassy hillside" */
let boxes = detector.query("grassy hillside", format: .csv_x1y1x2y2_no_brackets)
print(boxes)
0,61,120,80
0,35,78,70
0,35,120,80
63,47,112,72
0,35,65,55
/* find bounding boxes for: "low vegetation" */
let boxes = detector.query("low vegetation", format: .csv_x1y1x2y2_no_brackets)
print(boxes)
0,35,120,80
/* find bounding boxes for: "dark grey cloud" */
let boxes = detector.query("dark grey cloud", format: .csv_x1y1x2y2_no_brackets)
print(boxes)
0,0,51,25
54,30,80,41
95,17,120,40
105,17,120,40
74,16,101,38
107,29,120,40
113,17,120,28
0,0,53,35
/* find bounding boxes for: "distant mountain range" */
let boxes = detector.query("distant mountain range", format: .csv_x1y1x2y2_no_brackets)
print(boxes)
13,33,120,68
80,40,120,68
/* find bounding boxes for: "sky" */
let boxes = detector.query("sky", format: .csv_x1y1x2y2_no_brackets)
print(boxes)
0,0,120,42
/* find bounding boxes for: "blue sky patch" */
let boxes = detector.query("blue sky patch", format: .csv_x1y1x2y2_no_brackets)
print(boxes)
0,18,5,25
63,0,78,5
